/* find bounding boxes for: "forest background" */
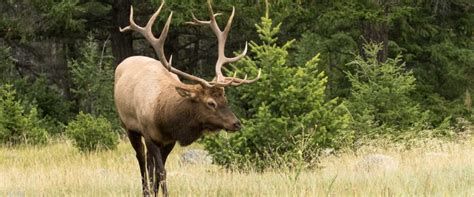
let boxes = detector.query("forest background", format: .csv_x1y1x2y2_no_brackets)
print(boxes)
0,0,472,170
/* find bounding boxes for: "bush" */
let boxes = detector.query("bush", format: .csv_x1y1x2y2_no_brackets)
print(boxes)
0,84,48,145
203,16,353,171
65,112,118,152
18,76,72,125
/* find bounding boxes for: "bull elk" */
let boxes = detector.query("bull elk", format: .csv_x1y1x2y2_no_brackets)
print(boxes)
114,1,260,196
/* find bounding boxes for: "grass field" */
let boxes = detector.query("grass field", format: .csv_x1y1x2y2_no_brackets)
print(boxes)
1,137,473,196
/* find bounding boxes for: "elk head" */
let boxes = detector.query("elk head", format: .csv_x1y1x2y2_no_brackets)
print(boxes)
119,0,260,133
175,86,241,132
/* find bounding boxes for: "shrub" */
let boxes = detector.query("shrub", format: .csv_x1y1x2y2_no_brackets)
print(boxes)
18,76,72,125
65,112,118,152
203,16,353,170
0,84,48,145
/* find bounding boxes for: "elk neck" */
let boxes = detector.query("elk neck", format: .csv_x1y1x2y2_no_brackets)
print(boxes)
154,84,205,146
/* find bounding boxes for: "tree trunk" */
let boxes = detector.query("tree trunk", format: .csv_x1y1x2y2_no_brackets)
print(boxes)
359,5,389,62
111,0,133,67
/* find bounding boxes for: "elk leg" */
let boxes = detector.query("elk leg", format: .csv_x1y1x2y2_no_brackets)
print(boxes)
157,142,175,195
146,151,157,195
127,130,150,196
161,142,176,165
145,139,169,197
149,142,174,196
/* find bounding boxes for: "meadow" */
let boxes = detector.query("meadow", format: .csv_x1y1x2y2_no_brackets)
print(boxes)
1,137,473,197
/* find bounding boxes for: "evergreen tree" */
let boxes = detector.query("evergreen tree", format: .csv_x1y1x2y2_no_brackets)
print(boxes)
68,35,116,125
0,84,48,145
346,43,428,136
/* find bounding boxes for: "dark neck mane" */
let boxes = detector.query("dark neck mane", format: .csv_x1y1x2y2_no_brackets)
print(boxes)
155,94,204,146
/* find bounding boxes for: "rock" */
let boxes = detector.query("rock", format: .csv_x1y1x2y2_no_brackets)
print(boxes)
180,149,212,165
321,148,335,157
97,168,110,176
355,154,398,173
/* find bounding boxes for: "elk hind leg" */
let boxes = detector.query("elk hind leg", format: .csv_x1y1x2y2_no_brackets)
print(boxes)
146,149,158,195
127,130,150,196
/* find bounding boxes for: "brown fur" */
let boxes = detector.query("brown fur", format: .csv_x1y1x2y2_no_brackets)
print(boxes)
114,55,240,196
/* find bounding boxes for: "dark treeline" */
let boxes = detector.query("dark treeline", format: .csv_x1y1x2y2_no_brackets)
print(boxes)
0,0,472,168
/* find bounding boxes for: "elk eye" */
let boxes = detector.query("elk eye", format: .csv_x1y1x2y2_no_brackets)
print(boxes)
207,101,217,109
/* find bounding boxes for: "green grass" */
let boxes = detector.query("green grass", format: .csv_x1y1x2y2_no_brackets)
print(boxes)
0,138,473,196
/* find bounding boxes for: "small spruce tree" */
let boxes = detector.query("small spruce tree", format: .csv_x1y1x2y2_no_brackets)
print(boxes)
346,43,428,137
0,84,48,145
68,35,116,125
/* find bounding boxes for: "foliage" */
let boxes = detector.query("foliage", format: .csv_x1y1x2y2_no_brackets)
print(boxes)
287,0,474,125
0,46,16,83
17,76,72,125
0,84,48,145
0,46,71,128
65,112,118,152
346,43,428,137
1,0,108,39
68,35,116,126
203,16,353,170
293,32,356,98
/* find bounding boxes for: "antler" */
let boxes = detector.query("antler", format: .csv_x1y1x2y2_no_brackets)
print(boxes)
120,1,215,88
187,1,261,86
120,1,259,88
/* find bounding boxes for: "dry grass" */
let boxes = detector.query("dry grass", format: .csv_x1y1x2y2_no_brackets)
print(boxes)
1,137,473,196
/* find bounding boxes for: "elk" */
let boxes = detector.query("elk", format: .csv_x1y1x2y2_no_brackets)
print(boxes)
114,1,260,196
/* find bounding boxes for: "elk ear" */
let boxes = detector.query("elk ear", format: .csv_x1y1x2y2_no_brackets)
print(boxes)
175,87,197,99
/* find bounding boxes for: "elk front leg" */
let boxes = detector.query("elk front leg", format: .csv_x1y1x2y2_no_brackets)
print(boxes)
127,131,150,196
161,142,175,165
145,139,169,197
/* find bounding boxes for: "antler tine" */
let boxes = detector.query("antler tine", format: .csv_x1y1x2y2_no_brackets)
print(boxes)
207,1,223,34
209,71,235,87
222,7,235,37
226,42,248,63
185,13,211,25
145,1,165,32
216,69,261,87
155,11,173,70
119,6,143,33
232,74,247,86
224,68,261,86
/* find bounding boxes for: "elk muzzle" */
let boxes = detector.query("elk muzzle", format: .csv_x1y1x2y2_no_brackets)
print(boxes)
226,119,241,132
